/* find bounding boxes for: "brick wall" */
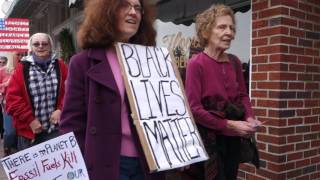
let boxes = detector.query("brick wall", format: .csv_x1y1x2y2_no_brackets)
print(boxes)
239,0,320,179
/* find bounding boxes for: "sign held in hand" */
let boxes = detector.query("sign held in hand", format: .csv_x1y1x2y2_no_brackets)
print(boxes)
116,43,208,172
1,132,89,180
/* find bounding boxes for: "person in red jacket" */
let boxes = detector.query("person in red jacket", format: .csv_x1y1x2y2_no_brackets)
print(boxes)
0,52,24,156
6,33,68,151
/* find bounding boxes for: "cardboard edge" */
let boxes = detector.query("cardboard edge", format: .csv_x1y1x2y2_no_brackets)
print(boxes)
115,43,159,172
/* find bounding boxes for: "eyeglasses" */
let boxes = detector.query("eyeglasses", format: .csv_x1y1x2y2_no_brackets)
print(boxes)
120,1,144,14
0,61,6,64
32,42,49,47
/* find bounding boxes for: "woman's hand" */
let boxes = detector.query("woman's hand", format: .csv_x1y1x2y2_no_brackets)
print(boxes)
246,117,262,130
226,120,256,137
29,119,43,134
50,109,61,125
178,165,190,171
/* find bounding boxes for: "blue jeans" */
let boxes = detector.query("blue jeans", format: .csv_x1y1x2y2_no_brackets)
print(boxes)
120,156,144,180
3,111,17,149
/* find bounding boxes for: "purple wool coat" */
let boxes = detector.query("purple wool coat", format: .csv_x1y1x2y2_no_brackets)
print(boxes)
59,48,164,180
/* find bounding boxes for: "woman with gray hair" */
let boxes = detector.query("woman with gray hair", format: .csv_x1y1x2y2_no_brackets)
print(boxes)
185,4,261,179
6,33,68,150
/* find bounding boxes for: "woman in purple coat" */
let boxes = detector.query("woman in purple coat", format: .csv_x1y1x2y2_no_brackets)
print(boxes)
59,0,164,180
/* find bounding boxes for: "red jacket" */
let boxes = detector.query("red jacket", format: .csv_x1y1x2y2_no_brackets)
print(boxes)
6,59,68,139
0,67,12,101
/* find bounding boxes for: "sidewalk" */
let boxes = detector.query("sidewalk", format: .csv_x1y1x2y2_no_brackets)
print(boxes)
0,139,8,180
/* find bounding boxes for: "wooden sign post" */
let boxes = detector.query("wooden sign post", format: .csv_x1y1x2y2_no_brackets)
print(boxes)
116,43,208,172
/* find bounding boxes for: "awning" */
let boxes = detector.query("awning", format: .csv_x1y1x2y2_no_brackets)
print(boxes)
68,0,161,8
157,0,250,24
7,0,250,25
67,0,250,24
3,0,19,18
68,0,83,8
69,0,76,7
6,0,65,18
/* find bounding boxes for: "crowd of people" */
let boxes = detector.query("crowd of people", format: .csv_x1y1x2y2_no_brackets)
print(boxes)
0,1,261,180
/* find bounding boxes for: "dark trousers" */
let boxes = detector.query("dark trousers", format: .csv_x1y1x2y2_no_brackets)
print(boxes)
165,135,241,180
120,156,144,180
214,136,240,180
17,130,59,151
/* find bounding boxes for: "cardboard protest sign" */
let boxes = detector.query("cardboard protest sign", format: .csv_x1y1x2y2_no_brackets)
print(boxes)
116,43,208,172
1,132,88,180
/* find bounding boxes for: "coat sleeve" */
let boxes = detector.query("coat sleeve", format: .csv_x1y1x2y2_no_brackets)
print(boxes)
59,54,87,152
185,58,228,131
5,63,35,125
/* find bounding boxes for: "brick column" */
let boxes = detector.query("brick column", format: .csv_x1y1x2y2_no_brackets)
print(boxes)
239,0,320,179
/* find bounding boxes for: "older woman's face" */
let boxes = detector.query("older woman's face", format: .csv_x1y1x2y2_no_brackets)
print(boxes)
117,0,142,42
207,15,235,51
31,34,51,60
